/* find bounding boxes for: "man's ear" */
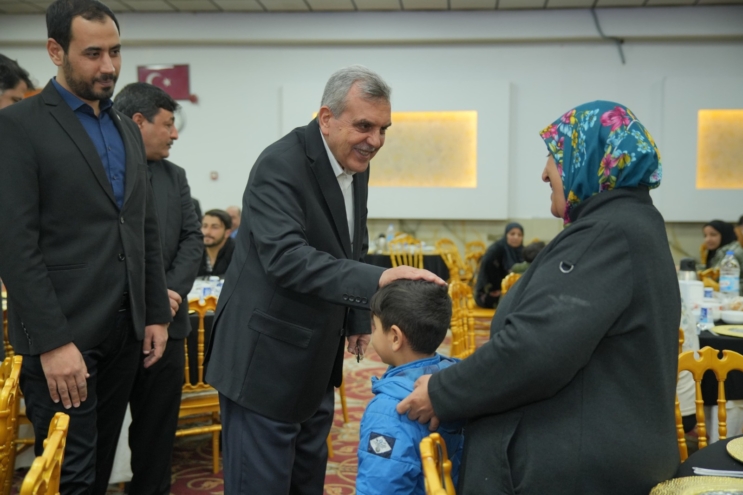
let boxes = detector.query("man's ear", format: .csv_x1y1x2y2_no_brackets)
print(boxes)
47,38,64,67
131,113,147,129
390,325,405,352
317,106,333,136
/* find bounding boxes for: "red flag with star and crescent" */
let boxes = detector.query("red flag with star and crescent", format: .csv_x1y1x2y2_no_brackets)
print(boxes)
137,65,190,100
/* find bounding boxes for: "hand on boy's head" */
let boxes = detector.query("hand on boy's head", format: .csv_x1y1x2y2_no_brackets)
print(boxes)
379,266,446,288
396,375,440,431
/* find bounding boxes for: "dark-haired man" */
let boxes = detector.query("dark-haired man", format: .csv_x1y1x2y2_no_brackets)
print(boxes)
198,209,235,277
0,1,172,494
0,54,34,109
114,82,202,495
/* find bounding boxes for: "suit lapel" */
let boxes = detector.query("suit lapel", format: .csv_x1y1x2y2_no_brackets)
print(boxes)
306,120,352,259
42,83,117,208
149,161,169,240
110,108,140,207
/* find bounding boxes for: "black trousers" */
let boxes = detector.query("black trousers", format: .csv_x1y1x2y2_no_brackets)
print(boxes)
128,336,184,495
220,385,334,495
20,308,140,495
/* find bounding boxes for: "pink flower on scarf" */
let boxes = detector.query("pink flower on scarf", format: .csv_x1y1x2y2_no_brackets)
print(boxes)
561,109,576,125
540,124,558,140
600,106,630,132
601,154,618,176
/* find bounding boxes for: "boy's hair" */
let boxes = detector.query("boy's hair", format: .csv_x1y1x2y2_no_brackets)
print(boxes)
523,241,546,263
369,280,452,355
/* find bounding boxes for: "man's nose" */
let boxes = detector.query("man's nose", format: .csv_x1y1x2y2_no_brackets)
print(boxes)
100,54,115,74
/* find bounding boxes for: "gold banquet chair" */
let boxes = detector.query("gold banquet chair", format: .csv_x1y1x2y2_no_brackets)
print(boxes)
20,412,69,495
0,356,22,495
420,433,456,495
447,282,477,359
182,296,221,474
389,236,424,269
675,347,743,461
464,241,486,288
436,239,471,284
500,272,521,296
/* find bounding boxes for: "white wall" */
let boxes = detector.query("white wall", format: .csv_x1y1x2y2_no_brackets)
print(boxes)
1,7,742,222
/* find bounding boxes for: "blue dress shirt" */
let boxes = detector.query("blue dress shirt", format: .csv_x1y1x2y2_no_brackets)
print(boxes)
52,78,127,209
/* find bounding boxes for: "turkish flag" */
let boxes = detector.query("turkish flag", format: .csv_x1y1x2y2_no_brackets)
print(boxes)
137,65,190,100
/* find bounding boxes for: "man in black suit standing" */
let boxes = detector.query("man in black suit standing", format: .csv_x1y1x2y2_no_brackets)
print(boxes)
205,65,444,495
114,82,203,495
0,2,172,494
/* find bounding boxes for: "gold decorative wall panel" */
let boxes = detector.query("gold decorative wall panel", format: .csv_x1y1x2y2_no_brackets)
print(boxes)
697,109,743,189
370,111,478,188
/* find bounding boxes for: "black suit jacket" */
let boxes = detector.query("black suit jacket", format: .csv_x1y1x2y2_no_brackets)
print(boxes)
0,82,172,356
205,119,385,423
149,159,203,339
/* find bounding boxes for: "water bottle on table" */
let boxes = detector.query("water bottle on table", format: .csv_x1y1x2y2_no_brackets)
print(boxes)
720,250,741,303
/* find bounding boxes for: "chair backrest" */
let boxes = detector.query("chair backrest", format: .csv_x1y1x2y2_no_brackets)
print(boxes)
0,356,21,495
463,241,486,287
2,309,13,359
20,412,70,495
185,296,218,393
500,272,521,296
675,347,743,461
447,281,476,359
420,432,456,495
436,239,469,283
389,237,424,269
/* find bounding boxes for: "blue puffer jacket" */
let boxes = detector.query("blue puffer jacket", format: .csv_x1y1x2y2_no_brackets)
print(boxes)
356,354,464,495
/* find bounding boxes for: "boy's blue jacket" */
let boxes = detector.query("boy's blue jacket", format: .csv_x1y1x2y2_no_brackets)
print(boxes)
356,354,464,495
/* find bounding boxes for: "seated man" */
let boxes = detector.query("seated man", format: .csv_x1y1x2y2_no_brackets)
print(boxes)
198,209,235,277
356,280,463,495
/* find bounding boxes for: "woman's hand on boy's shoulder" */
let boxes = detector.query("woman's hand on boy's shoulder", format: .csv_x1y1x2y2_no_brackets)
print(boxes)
396,375,440,431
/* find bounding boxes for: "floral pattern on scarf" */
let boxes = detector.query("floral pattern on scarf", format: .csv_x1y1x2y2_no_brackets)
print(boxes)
539,101,662,224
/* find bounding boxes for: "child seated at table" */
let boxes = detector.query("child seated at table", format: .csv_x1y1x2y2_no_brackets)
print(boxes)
510,240,546,274
356,280,463,495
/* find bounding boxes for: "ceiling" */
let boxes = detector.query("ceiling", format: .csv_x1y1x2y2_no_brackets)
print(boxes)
0,0,741,15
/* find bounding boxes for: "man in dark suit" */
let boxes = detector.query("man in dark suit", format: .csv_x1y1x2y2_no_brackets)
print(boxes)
114,82,203,495
0,2,172,494
204,65,444,495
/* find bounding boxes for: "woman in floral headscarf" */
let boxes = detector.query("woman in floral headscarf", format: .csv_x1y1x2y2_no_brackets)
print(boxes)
397,101,682,495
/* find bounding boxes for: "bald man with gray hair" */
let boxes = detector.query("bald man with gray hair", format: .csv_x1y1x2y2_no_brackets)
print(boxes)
204,65,444,494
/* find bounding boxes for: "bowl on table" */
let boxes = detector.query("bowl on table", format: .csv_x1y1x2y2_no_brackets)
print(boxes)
722,311,743,325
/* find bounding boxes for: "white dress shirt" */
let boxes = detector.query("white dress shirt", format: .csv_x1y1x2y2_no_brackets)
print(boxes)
321,135,355,248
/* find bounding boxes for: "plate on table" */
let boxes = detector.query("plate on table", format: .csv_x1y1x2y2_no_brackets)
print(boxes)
729,438,743,463
712,326,743,338
650,476,743,494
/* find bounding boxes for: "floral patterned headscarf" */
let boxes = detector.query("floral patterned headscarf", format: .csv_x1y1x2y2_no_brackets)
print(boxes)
539,100,662,224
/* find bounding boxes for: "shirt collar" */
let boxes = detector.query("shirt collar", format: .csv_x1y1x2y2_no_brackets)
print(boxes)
51,77,113,115
320,134,355,179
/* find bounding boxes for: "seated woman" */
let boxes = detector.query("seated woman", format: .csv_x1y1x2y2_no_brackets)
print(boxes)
474,223,524,308
397,101,681,495
705,218,743,283
702,220,736,269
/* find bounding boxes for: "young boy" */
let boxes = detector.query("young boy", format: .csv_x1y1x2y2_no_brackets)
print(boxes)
356,280,463,495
